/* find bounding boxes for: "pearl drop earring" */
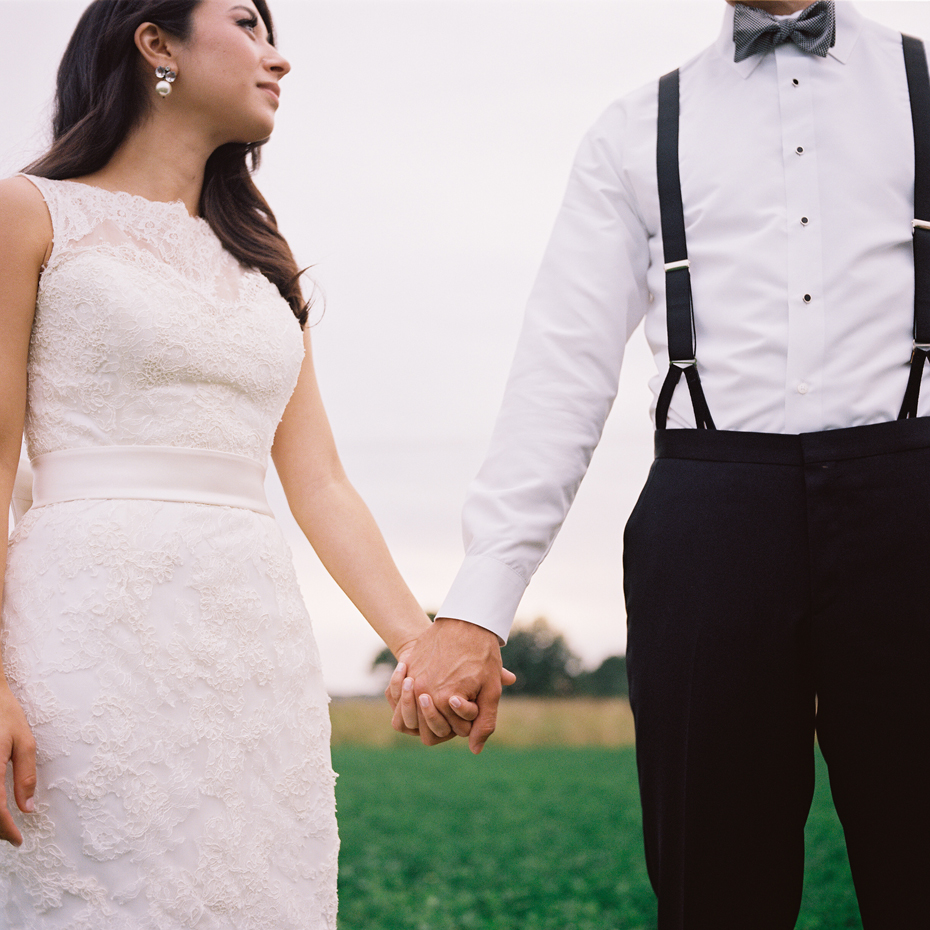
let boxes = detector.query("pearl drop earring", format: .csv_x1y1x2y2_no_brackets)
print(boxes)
155,66,177,97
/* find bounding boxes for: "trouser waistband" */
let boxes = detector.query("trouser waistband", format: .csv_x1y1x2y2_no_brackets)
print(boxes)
655,417,930,466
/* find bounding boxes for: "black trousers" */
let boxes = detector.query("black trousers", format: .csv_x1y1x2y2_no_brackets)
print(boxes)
623,418,930,930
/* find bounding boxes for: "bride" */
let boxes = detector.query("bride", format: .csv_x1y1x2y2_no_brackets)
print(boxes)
0,0,506,926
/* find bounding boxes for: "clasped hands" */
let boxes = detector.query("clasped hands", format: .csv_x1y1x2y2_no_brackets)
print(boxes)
386,617,516,754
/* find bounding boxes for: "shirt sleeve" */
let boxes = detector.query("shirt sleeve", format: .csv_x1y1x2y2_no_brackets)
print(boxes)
437,98,653,643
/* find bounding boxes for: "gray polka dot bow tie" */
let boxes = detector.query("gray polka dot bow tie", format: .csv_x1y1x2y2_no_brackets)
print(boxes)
733,1,836,63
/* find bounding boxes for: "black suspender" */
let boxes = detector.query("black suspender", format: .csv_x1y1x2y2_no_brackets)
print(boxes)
899,34,930,418
654,36,930,430
655,69,714,430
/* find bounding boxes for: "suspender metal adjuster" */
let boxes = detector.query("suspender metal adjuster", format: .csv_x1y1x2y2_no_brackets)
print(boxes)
671,358,697,369
913,219,930,232
664,259,691,272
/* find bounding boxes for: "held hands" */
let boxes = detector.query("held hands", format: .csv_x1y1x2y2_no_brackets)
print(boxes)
386,618,516,754
0,685,36,846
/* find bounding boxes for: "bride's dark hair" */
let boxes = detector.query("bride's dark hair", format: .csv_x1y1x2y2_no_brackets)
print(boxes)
26,0,310,327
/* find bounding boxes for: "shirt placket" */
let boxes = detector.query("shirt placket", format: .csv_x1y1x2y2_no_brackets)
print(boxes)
777,46,826,432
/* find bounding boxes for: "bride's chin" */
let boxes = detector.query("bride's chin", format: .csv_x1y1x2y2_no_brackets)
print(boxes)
234,126,276,146
214,117,277,148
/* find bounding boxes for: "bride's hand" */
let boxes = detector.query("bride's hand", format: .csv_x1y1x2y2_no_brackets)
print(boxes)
387,661,514,742
387,660,459,745
386,623,517,751
0,685,36,846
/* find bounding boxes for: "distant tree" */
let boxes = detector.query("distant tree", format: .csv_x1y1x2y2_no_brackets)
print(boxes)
500,617,582,696
573,654,629,697
370,613,438,673
371,646,396,673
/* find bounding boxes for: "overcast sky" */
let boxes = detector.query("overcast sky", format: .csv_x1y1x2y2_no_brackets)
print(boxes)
5,1,930,694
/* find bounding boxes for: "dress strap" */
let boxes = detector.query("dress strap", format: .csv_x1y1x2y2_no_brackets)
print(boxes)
654,69,715,431
899,35,930,419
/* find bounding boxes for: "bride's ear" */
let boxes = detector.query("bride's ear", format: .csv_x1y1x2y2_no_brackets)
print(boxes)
134,22,177,76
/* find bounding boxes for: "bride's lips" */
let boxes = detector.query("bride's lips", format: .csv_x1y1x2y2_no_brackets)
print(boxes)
258,82,280,103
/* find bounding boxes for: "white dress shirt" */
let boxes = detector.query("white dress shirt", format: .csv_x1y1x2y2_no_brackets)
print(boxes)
439,3,928,643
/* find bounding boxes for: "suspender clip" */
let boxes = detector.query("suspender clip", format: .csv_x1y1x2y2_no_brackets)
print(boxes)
664,259,691,272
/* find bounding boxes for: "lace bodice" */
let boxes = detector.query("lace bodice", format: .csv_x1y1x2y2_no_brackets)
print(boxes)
22,176,304,464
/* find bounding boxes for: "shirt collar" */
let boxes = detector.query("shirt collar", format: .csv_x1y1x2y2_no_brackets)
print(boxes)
717,2,864,79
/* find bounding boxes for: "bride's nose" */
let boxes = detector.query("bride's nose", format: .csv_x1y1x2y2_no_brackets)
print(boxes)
263,50,290,79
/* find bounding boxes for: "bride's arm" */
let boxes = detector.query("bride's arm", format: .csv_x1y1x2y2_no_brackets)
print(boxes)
271,329,464,743
0,176,51,845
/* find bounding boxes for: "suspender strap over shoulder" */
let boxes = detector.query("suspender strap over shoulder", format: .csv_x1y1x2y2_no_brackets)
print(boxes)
900,34,930,419
657,41,929,427
655,69,715,430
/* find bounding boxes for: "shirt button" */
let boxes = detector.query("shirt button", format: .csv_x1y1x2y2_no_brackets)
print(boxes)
798,382,809,395
796,146,804,155
801,216,810,226
803,293,812,303
792,78,800,86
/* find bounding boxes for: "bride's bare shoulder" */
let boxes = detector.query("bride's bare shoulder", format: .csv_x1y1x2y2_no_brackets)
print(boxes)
0,176,54,269
0,174,49,212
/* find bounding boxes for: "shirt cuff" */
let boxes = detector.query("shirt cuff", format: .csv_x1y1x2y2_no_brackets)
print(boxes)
435,554,529,645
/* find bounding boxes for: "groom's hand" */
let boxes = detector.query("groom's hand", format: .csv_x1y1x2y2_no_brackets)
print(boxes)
387,618,514,754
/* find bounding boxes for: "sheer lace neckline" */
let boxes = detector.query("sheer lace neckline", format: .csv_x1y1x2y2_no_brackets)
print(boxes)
24,172,251,312
21,170,306,465
49,178,206,225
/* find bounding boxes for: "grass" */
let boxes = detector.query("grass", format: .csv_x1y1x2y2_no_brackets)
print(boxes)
798,754,862,930
333,746,652,930
333,742,861,930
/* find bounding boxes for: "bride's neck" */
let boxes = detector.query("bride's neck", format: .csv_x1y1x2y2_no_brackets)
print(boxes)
72,115,220,217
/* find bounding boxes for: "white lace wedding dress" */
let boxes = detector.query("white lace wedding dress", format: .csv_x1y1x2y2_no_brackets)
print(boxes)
0,177,339,929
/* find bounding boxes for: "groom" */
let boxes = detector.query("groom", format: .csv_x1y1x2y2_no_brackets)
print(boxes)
390,2,930,926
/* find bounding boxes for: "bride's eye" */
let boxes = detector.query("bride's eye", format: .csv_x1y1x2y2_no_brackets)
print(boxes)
237,16,259,34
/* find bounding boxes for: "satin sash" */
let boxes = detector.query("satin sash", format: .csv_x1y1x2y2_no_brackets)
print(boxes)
28,446,273,517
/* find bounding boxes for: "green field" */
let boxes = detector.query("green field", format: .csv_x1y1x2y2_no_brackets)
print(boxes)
333,745,861,930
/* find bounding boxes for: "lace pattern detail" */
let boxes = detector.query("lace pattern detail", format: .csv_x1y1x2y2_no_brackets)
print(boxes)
33,178,228,296
21,176,304,462
1,500,338,930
